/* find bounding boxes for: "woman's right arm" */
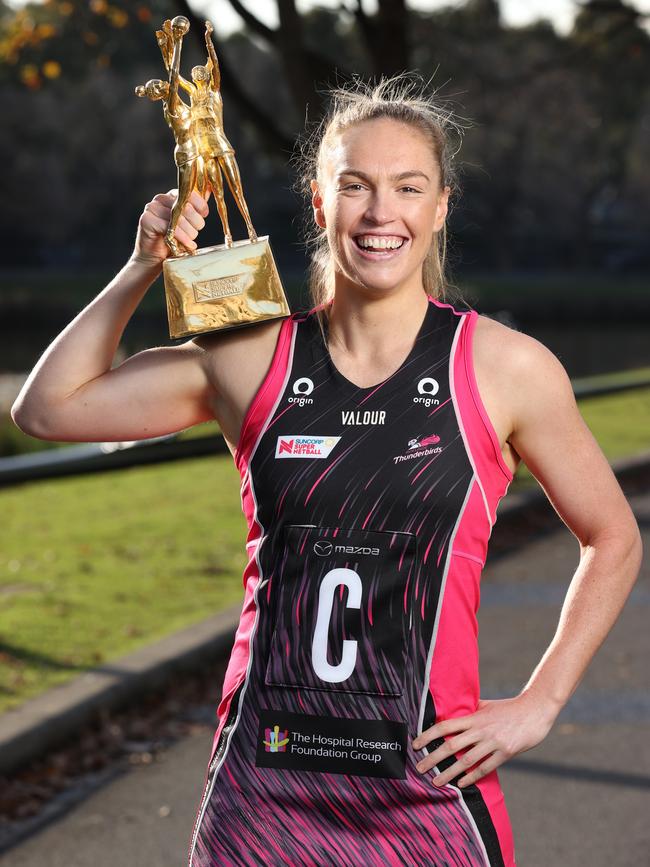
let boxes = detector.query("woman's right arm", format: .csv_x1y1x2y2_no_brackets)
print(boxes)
11,190,214,443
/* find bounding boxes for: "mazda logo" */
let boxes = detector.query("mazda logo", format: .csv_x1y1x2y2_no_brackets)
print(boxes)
313,541,332,556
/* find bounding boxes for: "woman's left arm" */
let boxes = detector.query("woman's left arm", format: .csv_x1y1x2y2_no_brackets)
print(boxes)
412,330,643,788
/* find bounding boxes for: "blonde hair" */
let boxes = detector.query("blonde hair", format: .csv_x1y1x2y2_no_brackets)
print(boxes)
291,72,469,333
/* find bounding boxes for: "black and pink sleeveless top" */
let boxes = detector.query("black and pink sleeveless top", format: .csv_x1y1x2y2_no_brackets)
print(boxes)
188,296,516,866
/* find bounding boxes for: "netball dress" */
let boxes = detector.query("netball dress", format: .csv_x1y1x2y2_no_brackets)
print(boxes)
188,296,516,866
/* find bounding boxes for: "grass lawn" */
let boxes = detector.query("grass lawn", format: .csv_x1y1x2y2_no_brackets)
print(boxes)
1,388,649,714
513,386,650,488
1,455,246,714
573,387,650,460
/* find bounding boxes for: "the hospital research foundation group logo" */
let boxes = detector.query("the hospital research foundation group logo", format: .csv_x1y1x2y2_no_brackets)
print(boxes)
256,710,408,779
275,435,340,458
264,724,290,753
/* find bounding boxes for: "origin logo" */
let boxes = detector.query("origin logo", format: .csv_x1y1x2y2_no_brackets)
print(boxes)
288,377,314,406
413,377,440,407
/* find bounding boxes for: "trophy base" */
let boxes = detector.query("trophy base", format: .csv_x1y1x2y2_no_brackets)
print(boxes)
162,235,291,339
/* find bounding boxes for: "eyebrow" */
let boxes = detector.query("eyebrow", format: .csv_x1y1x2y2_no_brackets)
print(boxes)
337,168,431,183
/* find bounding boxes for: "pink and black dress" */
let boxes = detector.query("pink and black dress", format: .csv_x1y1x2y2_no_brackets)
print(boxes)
188,296,516,866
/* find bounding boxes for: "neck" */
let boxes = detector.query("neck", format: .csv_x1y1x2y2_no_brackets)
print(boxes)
325,281,430,358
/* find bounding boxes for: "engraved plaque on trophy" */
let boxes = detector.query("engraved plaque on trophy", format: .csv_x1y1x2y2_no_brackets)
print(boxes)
135,16,290,339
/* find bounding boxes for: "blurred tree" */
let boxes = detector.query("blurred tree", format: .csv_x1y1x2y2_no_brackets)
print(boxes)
0,0,649,272
569,0,650,264
0,0,167,87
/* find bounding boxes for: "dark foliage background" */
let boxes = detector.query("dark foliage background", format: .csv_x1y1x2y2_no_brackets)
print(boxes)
1,0,648,274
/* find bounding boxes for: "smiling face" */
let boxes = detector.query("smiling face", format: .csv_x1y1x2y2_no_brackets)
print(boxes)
311,117,450,300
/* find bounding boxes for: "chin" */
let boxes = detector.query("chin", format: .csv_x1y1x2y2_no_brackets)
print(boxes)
333,252,423,296
346,277,416,299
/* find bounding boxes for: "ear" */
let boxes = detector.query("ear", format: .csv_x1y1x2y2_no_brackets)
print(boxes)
310,179,326,229
433,185,450,233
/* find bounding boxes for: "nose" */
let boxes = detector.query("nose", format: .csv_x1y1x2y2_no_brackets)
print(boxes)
363,189,396,226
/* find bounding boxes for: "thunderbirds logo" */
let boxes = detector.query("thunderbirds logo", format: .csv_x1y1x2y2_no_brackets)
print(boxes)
393,433,442,464
408,434,440,449
275,435,341,458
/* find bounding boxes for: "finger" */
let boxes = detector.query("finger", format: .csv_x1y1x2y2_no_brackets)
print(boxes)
413,716,471,749
415,730,479,774
152,191,176,208
144,200,172,221
173,225,198,251
457,752,504,789
189,189,210,216
142,216,169,238
182,203,206,232
176,214,199,240
431,743,496,789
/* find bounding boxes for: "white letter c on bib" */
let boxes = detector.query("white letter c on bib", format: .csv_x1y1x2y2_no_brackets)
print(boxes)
312,568,361,683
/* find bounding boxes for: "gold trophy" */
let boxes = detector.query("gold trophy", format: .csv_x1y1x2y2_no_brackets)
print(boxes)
135,16,290,339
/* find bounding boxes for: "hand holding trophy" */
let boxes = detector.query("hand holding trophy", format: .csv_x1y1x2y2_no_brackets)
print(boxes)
135,16,290,339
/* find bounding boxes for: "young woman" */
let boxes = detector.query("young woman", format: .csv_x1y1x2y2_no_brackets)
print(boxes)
12,76,642,867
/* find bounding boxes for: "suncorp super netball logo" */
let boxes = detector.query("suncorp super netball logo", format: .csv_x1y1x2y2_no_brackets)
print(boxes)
263,724,289,753
413,377,440,407
275,435,341,459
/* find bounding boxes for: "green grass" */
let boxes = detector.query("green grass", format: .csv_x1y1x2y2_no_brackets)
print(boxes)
1,388,649,714
0,418,80,458
579,387,650,461
572,367,650,391
0,455,246,714
513,386,650,488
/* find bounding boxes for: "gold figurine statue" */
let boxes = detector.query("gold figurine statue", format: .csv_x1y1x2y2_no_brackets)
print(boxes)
134,16,289,339
136,16,257,256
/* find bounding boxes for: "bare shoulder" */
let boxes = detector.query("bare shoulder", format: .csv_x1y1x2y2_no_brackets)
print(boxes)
471,314,574,475
192,317,285,389
474,313,573,410
474,313,563,372
190,316,286,450
474,314,639,545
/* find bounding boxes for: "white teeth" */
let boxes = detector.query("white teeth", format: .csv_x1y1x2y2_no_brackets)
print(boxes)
357,236,404,250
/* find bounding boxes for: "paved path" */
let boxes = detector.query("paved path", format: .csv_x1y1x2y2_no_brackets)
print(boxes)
3,494,648,866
